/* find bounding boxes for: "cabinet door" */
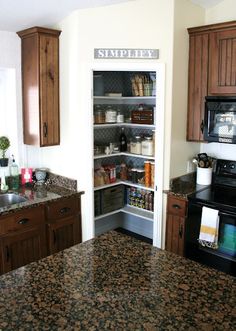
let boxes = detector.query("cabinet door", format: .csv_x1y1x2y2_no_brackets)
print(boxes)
165,195,187,256
165,214,185,256
187,33,208,141
0,226,47,274
39,34,60,146
47,216,81,255
209,29,236,95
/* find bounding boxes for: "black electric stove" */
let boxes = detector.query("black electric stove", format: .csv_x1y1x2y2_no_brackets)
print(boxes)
186,159,236,276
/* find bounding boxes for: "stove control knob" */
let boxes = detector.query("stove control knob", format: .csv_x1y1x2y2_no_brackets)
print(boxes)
229,163,235,169
223,163,227,168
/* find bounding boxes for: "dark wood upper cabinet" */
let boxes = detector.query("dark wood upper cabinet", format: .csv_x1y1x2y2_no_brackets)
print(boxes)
187,21,236,142
187,33,208,141
17,27,61,147
209,29,236,94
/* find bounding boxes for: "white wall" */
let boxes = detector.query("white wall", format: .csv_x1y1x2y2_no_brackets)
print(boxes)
170,0,205,178
0,31,24,166
200,0,236,160
38,0,175,241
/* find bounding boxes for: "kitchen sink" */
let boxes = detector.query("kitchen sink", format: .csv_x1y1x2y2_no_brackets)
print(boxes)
0,193,28,208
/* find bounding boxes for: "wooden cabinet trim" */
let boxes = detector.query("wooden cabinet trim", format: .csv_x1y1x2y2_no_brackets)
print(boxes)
188,20,236,35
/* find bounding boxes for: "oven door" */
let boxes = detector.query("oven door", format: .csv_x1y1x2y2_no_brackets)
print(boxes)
185,200,236,276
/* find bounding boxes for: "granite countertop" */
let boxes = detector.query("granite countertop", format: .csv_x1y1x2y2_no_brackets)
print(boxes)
168,171,210,198
0,231,235,330
0,184,84,216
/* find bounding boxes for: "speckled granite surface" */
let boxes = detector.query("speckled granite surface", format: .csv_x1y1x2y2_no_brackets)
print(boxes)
168,171,209,197
0,184,84,216
0,231,235,330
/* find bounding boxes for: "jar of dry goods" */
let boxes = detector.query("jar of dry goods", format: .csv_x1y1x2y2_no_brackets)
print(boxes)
105,106,117,123
130,136,142,154
141,136,154,156
94,106,105,124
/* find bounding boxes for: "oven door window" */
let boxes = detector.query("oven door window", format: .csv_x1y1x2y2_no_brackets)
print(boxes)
218,215,236,258
209,111,236,138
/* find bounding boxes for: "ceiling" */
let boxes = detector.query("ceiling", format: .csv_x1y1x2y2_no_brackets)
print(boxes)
191,0,224,8
0,0,134,32
0,0,225,32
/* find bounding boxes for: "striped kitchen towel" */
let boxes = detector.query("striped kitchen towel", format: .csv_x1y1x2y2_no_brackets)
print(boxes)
198,206,219,249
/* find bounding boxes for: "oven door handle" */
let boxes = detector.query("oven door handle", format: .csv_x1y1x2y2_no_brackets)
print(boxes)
218,211,236,219
190,202,236,219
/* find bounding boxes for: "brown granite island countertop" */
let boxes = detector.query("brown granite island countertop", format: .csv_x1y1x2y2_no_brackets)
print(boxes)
0,231,235,330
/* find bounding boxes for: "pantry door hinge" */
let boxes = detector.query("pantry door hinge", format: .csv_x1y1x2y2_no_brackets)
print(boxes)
155,185,158,191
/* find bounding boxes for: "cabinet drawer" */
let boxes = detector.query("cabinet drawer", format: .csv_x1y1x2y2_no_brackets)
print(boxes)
46,197,78,221
0,207,44,235
167,196,187,217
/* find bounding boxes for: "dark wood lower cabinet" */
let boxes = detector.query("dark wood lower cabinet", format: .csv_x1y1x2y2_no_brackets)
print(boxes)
165,194,187,257
47,216,81,255
0,226,47,274
0,195,82,275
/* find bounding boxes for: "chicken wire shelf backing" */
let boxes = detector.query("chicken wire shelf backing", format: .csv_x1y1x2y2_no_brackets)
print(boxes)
94,127,155,145
94,155,150,169
93,71,156,97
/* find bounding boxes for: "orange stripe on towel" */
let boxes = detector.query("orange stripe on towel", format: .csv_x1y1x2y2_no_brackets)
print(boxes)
200,225,217,235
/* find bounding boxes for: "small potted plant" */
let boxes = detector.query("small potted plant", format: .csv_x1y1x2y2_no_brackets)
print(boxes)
0,136,10,167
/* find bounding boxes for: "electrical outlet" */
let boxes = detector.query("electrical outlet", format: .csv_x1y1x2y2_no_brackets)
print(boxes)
187,160,194,173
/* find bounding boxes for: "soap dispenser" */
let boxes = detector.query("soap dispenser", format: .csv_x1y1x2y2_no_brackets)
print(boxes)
10,155,19,190
0,170,8,192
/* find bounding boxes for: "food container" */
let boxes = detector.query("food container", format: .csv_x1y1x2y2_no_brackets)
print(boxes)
144,161,151,187
136,169,145,184
105,107,117,123
130,136,142,154
94,106,105,124
141,136,154,156
116,110,124,123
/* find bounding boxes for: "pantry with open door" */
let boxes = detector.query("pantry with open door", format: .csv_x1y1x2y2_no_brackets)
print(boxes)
92,63,164,247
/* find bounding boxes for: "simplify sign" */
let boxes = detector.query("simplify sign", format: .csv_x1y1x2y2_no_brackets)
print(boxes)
94,48,159,59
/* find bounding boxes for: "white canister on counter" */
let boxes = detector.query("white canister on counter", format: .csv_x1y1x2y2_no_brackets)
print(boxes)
141,136,154,156
196,167,212,185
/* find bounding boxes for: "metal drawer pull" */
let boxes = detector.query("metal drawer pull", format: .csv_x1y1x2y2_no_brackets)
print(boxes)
60,207,71,214
172,204,181,209
18,218,29,225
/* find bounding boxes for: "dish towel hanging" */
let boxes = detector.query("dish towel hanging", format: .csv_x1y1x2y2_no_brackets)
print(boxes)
198,206,219,249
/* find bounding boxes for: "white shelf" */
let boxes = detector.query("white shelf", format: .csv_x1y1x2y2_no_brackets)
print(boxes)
94,123,155,129
94,205,154,222
94,180,155,192
94,152,155,160
122,205,154,221
94,96,155,100
94,209,122,221
94,180,122,191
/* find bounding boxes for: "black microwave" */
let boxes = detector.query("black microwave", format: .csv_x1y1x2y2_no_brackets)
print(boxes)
204,96,236,144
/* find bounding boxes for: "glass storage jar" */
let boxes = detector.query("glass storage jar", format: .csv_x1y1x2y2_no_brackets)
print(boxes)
94,105,105,124
141,136,154,156
130,135,142,154
105,106,117,123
